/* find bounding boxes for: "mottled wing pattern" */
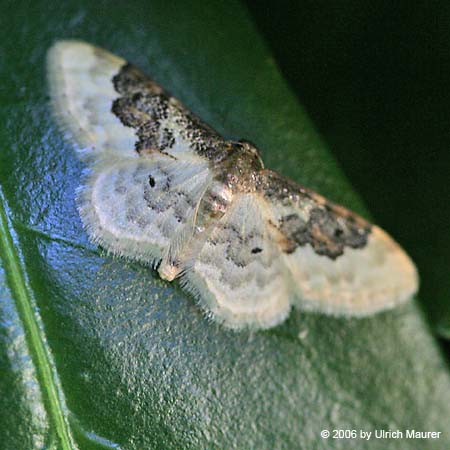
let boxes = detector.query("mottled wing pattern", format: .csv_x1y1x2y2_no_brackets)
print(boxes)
257,170,419,316
78,154,211,265
183,194,292,329
47,40,227,165
110,63,226,162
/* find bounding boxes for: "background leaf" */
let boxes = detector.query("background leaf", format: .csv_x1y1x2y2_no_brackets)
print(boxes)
0,1,449,449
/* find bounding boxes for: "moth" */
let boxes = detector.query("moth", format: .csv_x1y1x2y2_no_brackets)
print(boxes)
47,40,418,329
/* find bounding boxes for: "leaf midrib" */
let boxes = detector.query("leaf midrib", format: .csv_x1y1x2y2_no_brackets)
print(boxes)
0,187,74,450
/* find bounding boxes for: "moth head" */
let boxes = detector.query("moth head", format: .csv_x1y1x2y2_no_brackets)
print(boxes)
235,139,265,169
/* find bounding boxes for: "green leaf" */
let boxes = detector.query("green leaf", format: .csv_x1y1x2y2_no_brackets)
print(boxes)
0,190,74,449
1,1,449,449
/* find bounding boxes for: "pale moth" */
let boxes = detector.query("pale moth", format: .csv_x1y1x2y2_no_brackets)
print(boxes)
47,40,418,330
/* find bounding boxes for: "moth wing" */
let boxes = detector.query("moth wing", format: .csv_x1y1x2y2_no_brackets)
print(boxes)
258,170,419,316
47,40,225,164
78,153,211,266
182,194,293,330
47,40,137,160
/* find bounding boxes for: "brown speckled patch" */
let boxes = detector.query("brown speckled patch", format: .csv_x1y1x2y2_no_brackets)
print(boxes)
278,208,370,259
257,170,371,259
111,63,227,159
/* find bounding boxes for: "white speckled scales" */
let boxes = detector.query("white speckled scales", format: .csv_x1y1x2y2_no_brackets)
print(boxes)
47,40,419,330
47,40,137,161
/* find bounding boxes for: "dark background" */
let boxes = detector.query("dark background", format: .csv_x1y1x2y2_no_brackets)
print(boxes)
245,0,450,342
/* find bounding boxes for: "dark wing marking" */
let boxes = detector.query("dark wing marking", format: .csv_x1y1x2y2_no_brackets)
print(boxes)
111,63,230,161
256,170,371,259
